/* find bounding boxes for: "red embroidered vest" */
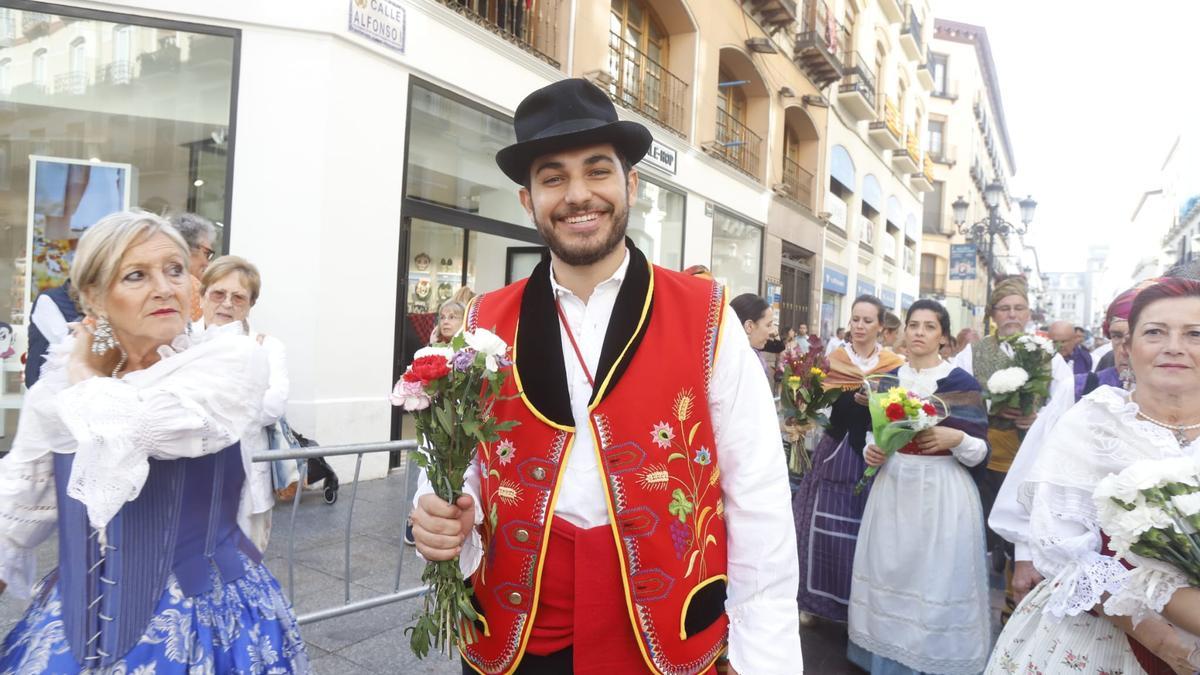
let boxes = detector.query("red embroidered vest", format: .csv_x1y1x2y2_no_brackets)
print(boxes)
462,255,729,675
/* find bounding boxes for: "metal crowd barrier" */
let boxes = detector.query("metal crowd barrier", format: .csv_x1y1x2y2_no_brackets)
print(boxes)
251,440,429,625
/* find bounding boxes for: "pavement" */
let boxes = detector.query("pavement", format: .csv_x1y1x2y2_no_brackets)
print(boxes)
0,462,885,674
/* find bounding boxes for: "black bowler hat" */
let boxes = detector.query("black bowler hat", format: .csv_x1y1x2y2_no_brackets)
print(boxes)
496,78,653,185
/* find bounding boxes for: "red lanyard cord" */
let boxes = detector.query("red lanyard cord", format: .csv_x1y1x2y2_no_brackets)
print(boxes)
555,299,595,388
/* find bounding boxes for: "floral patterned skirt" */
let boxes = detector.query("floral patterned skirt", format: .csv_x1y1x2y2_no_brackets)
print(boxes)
985,578,1144,675
0,553,310,674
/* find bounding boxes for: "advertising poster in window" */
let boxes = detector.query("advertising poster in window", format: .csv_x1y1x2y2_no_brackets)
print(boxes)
25,156,132,322
949,243,977,280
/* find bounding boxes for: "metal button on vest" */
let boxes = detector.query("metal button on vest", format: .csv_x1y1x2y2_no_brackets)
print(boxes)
514,528,530,543
508,591,523,605
532,467,546,481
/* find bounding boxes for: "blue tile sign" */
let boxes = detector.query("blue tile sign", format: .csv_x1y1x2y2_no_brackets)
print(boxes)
823,267,848,294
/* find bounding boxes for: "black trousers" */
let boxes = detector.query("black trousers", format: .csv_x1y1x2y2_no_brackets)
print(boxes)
462,647,573,674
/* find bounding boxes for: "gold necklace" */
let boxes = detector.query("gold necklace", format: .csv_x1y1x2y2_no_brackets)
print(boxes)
1136,410,1200,446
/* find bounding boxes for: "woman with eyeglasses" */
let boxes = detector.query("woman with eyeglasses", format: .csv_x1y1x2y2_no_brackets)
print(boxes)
200,255,289,552
168,212,217,323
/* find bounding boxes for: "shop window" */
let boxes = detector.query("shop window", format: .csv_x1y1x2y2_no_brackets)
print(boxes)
0,7,237,452
405,82,527,227
630,177,684,269
711,210,762,295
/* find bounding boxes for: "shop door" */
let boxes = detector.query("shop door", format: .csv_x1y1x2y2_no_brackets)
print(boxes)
391,217,543,456
779,260,812,334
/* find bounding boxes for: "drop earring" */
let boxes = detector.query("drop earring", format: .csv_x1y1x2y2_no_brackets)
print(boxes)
91,316,118,356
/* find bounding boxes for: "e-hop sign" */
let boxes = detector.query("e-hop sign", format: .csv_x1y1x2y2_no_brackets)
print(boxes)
349,0,406,54
949,243,978,280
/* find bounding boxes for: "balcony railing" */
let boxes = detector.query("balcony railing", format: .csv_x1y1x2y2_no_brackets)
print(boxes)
436,0,561,66
900,5,923,58
781,156,814,208
54,71,87,95
713,108,762,179
905,128,920,162
607,31,687,137
96,61,133,86
794,0,845,89
840,52,876,102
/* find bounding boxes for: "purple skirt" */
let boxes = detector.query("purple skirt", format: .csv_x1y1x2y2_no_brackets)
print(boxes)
792,431,871,622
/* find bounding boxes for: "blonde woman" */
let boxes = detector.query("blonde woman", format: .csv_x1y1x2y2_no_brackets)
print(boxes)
200,255,289,551
0,211,308,672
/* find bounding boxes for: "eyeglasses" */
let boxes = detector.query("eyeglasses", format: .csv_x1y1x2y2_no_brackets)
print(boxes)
196,245,216,262
993,304,1028,314
206,289,250,306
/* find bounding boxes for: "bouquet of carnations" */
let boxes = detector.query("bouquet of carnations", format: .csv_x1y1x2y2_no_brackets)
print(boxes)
779,336,843,475
390,329,518,659
984,333,1055,418
854,383,947,494
1095,457,1200,589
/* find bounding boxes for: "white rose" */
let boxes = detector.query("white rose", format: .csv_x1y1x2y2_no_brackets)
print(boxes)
987,367,1029,394
464,328,509,372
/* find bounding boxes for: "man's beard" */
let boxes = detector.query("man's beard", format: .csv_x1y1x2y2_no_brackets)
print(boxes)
532,199,630,267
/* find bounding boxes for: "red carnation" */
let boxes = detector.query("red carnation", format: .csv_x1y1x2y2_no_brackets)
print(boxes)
411,355,451,382
402,369,422,383
922,403,937,416
885,402,906,422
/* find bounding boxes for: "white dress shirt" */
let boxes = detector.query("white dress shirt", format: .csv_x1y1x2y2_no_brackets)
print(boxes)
987,352,1076,562
416,250,802,673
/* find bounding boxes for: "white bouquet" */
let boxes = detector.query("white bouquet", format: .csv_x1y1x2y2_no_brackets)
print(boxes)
986,366,1029,395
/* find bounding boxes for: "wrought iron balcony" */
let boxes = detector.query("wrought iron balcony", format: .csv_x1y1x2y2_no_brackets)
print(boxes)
139,44,182,76
868,99,903,151
899,5,923,61
96,61,134,86
607,31,688,137
779,156,815,208
794,0,845,89
709,107,762,180
742,0,797,32
53,71,87,95
917,55,934,90
910,154,934,192
836,52,876,122
436,0,561,66
892,128,921,174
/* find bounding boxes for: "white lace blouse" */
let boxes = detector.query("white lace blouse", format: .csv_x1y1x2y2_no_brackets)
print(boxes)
1019,386,1199,621
0,325,269,597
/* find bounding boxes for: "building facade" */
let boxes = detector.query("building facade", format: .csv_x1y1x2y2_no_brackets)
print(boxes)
813,0,929,337
1042,272,1087,328
919,19,1019,332
0,0,856,466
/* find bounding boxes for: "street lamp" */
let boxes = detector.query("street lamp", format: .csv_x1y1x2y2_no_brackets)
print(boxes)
952,183,1037,331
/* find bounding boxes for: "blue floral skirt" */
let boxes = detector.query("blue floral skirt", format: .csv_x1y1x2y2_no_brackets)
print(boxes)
0,553,310,674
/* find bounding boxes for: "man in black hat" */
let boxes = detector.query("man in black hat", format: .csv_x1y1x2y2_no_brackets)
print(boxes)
413,79,800,674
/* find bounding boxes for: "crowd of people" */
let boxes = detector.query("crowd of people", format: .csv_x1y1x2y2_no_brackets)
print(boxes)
1,76,1199,675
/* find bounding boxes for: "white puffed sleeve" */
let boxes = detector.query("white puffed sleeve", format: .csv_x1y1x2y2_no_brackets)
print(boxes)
0,453,57,598
54,332,268,530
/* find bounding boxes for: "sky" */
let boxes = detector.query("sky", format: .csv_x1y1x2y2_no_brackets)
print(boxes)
934,0,1200,298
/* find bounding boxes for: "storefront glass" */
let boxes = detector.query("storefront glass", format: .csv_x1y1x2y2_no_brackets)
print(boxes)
630,177,683,269
0,8,237,450
711,209,762,296
405,82,528,227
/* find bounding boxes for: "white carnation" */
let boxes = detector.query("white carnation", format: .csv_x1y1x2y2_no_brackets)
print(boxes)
414,345,454,362
1171,492,1200,518
987,367,1029,394
464,328,509,372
